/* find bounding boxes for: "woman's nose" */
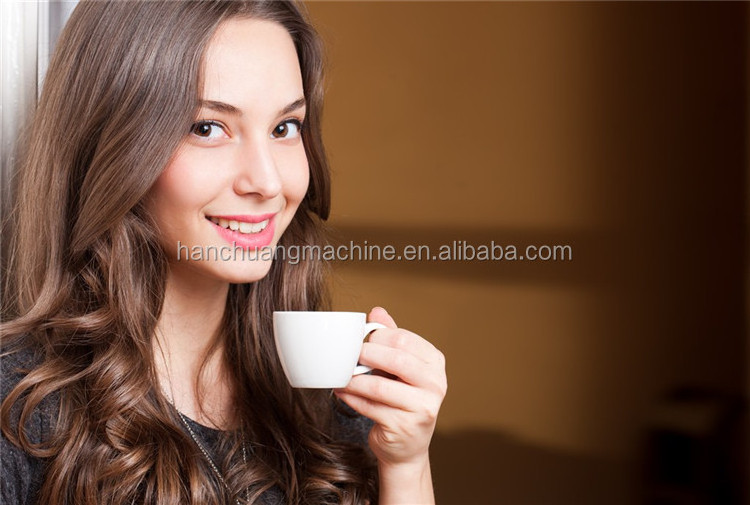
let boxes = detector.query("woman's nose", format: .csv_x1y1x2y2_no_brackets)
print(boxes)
232,137,282,198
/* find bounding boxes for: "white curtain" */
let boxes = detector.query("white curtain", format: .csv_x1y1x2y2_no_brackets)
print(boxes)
1,0,78,214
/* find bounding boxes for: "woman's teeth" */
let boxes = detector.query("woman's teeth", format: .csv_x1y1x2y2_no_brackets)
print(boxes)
208,217,269,234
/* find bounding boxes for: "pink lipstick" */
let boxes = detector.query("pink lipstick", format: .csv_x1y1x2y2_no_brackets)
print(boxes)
206,213,276,249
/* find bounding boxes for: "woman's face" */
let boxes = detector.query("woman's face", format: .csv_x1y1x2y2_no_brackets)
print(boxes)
147,18,309,285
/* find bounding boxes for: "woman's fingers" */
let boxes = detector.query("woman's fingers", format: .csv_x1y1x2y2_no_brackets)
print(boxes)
366,328,444,366
337,307,448,468
367,306,398,329
358,342,444,392
368,307,442,364
335,374,442,425
336,374,417,413
367,307,443,366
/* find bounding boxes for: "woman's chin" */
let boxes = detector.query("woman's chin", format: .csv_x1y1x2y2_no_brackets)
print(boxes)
167,255,277,286
216,260,275,285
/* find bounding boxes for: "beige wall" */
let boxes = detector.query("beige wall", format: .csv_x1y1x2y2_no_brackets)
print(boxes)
307,1,747,462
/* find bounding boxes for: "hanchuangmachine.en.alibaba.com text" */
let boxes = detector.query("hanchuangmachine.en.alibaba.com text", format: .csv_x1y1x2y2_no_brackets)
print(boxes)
176,241,573,265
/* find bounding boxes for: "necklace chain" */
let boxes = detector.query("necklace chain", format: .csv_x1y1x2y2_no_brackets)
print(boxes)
168,397,250,504
156,347,250,503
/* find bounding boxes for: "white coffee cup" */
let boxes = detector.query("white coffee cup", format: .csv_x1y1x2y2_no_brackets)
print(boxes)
273,311,386,388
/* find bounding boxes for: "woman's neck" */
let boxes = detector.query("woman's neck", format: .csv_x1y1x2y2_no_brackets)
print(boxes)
153,267,234,429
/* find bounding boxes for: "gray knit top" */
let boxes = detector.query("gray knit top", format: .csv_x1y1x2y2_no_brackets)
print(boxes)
1,347,373,505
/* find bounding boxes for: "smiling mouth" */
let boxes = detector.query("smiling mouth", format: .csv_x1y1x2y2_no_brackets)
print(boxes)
207,216,270,234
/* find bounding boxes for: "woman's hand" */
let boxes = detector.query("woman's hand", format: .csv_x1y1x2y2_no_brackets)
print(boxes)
334,307,447,504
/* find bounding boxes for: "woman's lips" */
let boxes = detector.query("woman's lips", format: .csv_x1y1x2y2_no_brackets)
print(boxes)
209,213,276,224
206,213,277,249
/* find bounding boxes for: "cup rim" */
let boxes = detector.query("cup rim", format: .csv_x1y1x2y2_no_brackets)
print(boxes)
273,311,365,315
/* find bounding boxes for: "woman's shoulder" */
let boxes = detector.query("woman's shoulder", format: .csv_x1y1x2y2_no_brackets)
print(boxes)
2,345,41,395
1,344,59,441
1,345,45,398
2,342,41,367
1,345,53,505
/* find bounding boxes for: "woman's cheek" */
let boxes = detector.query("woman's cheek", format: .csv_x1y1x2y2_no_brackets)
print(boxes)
282,152,310,208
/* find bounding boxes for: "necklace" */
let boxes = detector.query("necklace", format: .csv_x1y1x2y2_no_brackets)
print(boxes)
175,409,247,489
167,397,250,504
156,348,250,504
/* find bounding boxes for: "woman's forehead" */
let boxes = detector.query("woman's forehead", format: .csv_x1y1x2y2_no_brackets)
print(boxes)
200,18,303,114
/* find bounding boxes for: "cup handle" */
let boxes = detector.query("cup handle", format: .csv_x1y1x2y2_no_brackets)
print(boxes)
352,322,386,376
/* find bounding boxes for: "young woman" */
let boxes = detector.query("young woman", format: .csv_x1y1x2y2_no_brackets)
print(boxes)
0,1,447,504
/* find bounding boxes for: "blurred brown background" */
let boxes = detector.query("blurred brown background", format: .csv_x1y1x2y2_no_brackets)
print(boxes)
305,2,748,504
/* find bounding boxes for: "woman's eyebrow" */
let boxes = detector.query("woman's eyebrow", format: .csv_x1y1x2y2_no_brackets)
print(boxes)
198,97,306,117
279,97,306,116
200,100,242,115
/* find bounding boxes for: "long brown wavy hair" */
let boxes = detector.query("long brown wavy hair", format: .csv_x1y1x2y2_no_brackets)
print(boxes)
0,1,376,504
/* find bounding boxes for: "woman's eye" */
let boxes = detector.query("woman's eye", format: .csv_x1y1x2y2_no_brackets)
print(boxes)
271,120,302,139
189,121,226,140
